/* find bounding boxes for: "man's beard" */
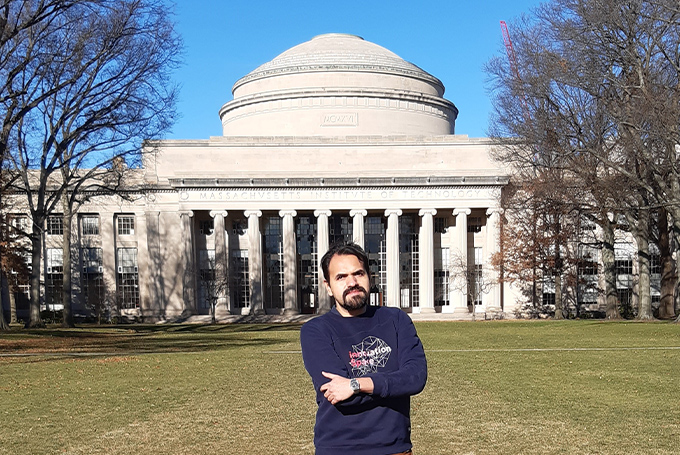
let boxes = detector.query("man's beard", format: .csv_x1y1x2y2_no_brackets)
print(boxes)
340,285,368,311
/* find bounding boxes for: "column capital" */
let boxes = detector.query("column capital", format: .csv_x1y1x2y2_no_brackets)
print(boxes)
179,210,194,218
278,209,297,218
350,209,367,217
418,208,437,217
384,209,403,217
453,208,471,216
209,210,228,219
244,210,263,218
314,209,332,218
486,207,502,216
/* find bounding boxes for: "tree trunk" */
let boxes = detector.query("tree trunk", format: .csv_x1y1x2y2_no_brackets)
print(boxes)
553,220,564,319
635,211,653,320
61,195,74,328
554,272,564,319
657,208,676,319
0,281,8,330
601,218,619,319
9,285,17,324
26,223,45,328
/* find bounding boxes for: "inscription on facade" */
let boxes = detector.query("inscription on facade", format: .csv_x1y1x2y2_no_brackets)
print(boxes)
182,188,499,202
321,112,358,126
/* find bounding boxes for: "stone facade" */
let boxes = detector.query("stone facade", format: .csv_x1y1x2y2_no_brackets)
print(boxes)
6,34,526,322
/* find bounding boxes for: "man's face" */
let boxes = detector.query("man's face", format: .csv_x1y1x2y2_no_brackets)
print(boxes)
324,253,370,312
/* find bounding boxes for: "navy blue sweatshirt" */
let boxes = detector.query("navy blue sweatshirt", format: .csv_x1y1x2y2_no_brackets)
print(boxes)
300,306,427,455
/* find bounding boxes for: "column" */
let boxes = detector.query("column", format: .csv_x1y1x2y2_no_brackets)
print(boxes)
350,209,367,248
280,210,298,315
486,208,502,313
385,209,402,308
418,209,437,314
210,210,230,316
452,208,471,315
244,210,263,314
180,211,197,315
314,209,332,313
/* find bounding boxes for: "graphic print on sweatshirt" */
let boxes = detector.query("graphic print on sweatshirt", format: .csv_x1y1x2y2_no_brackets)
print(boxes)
349,335,392,377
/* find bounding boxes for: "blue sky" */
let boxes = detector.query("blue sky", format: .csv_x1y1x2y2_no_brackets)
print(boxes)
168,0,543,140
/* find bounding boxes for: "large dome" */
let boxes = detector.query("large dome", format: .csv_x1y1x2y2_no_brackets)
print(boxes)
219,34,458,136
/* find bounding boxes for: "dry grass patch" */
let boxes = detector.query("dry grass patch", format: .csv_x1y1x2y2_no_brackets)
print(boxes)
1,320,679,454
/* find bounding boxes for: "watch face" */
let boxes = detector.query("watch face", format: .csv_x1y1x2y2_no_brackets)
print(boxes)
350,378,360,392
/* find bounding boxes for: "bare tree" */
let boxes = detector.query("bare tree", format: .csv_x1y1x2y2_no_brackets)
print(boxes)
492,172,584,318
486,0,680,321
196,252,229,324
0,195,30,330
653,208,676,319
448,250,496,320
4,0,180,327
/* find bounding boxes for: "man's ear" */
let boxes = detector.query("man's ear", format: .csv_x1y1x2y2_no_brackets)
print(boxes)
323,280,333,297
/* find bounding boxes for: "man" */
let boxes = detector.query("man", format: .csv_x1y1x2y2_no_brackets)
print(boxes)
300,242,427,455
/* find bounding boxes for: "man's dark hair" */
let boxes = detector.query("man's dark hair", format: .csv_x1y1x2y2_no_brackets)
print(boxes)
321,242,370,282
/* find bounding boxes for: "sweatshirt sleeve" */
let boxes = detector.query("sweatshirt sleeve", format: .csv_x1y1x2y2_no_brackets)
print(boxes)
367,310,427,398
300,320,377,407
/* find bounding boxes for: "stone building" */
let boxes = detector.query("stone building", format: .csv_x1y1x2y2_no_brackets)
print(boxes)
6,33,523,322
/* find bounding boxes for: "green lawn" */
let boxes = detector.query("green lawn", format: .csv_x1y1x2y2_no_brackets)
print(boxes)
1,320,679,454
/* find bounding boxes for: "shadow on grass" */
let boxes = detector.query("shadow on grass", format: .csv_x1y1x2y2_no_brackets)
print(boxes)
0,323,303,360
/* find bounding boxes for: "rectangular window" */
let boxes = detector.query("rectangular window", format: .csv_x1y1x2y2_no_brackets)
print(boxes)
579,261,598,276
410,234,419,308
474,247,483,265
81,248,104,316
82,247,103,272
9,215,29,237
117,248,139,309
615,259,633,275
651,254,661,275
579,247,599,303
198,249,216,310
232,219,246,235
231,249,249,308
22,250,32,270
81,215,100,236
264,217,284,309
543,292,556,306
46,216,63,236
329,215,353,244
45,248,63,309
580,217,596,231
46,248,64,273
434,248,450,306
467,216,482,233
434,217,448,234
199,220,214,236
471,247,483,305
117,215,135,235
297,216,318,312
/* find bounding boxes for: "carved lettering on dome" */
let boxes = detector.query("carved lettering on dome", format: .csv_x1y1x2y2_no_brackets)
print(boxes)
321,112,358,127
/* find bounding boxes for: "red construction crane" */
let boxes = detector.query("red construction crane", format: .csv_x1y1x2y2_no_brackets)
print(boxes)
500,20,530,123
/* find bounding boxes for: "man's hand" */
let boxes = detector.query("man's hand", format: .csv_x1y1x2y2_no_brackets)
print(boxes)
319,371,354,405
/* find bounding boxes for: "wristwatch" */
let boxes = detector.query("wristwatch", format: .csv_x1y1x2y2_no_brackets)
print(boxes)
349,378,361,394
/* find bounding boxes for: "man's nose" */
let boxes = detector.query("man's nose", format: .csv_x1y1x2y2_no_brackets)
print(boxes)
347,275,358,286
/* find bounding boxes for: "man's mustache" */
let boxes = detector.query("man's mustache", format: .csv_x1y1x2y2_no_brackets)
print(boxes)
343,285,367,299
